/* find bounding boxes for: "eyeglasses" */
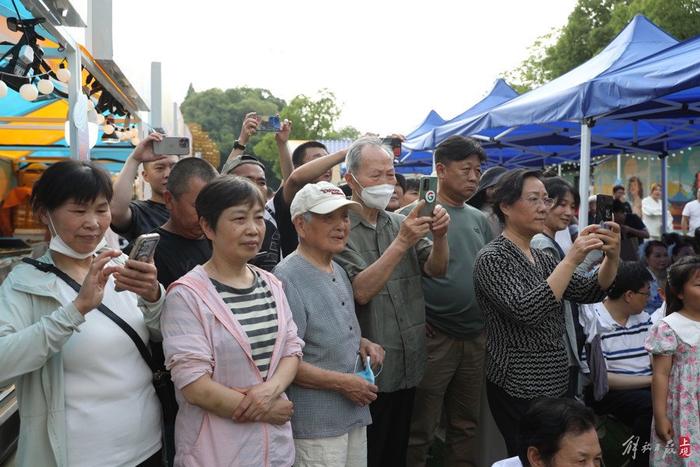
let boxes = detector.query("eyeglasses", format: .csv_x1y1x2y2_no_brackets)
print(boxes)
633,290,651,297
522,196,555,208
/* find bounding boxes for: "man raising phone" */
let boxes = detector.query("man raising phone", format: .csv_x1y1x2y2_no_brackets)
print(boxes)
110,132,178,242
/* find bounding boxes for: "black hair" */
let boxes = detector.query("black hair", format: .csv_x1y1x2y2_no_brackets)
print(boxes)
195,175,265,231
517,398,597,466
434,135,487,165
671,238,697,262
607,261,654,299
339,183,353,197
31,160,113,213
665,255,700,315
612,184,625,193
543,177,580,209
291,141,328,168
643,240,667,259
492,169,543,224
612,199,627,214
167,157,218,200
395,173,407,192
405,177,420,193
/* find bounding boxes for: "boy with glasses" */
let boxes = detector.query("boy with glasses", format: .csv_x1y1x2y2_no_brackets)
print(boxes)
579,261,655,467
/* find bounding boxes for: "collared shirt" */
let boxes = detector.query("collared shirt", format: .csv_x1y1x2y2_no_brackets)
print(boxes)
334,209,432,393
274,254,371,438
401,202,492,339
579,302,653,376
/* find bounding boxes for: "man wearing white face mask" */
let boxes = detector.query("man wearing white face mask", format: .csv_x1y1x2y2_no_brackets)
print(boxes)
334,136,450,467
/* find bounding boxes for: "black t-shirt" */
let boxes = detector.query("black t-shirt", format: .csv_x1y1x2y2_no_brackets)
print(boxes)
624,213,647,234
111,200,169,243
619,213,647,261
273,188,298,257
153,227,212,288
152,219,279,288
253,219,281,272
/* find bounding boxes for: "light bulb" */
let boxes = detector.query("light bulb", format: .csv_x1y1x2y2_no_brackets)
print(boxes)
37,79,54,95
56,68,71,83
96,114,105,125
117,130,129,141
130,136,141,146
102,124,115,135
0,80,7,98
19,83,39,101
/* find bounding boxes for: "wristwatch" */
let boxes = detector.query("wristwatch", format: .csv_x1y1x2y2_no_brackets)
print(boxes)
233,140,246,151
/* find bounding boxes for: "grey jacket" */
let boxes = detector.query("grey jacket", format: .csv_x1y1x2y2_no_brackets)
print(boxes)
0,252,164,467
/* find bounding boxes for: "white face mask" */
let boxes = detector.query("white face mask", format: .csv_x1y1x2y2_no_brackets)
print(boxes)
352,174,395,210
47,214,107,260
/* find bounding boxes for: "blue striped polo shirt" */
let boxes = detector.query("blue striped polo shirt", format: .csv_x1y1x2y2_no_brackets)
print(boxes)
582,302,653,376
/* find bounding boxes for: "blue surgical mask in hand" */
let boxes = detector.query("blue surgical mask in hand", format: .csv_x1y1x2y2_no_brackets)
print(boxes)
354,354,382,384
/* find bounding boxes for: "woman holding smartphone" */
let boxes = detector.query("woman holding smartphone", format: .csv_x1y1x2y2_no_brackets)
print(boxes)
161,176,303,466
0,160,165,467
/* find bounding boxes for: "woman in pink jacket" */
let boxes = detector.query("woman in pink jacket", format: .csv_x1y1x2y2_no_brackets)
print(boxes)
161,176,303,467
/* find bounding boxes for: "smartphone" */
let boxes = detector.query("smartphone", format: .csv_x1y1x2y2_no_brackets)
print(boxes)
418,176,438,217
129,233,160,261
257,115,281,132
153,137,190,156
595,194,614,225
116,233,160,292
382,137,402,158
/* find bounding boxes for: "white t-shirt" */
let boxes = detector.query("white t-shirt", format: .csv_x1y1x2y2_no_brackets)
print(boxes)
682,200,700,236
56,272,161,467
555,228,573,254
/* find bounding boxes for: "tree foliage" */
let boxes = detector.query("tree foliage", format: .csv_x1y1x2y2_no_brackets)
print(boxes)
506,0,700,91
181,86,358,185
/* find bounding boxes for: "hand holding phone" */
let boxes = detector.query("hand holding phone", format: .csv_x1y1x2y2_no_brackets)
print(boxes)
418,176,438,217
116,233,160,292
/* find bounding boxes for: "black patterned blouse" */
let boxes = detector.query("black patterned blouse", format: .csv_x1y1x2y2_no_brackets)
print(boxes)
473,235,607,399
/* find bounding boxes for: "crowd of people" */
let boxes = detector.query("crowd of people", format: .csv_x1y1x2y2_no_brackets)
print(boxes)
1,115,700,467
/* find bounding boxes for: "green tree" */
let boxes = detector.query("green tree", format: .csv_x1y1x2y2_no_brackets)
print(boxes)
506,0,700,91
253,89,359,181
180,86,286,166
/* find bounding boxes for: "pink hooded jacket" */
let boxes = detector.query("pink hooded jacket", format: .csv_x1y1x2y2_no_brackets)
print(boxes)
161,265,304,467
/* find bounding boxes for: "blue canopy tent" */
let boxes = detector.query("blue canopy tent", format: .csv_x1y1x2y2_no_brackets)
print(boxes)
398,79,519,172
403,15,700,225
394,110,445,174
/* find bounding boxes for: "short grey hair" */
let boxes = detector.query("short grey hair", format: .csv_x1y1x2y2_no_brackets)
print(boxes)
301,211,313,223
345,136,393,175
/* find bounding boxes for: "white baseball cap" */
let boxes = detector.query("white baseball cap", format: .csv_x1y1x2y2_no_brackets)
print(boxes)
290,181,361,220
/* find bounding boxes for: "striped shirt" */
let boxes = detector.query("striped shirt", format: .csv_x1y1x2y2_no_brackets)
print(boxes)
580,302,653,376
211,272,279,379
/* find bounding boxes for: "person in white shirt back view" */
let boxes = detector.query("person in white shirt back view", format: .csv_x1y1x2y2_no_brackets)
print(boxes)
491,398,601,467
681,189,700,237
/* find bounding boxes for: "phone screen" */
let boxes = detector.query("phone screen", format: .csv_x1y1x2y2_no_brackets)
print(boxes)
595,194,614,225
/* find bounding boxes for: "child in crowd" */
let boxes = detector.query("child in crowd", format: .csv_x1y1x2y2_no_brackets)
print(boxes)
645,256,700,465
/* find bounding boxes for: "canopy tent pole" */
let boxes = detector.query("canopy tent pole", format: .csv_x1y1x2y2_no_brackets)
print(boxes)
661,152,669,234
558,164,562,176
616,154,622,184
578,121,593,228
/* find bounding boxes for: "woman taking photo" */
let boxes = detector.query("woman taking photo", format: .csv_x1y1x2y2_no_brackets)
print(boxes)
473,169,620,455
0,160,165,467
161,176,303,467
